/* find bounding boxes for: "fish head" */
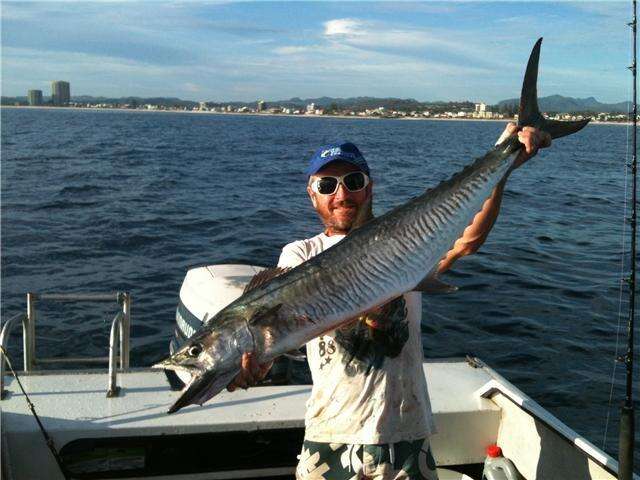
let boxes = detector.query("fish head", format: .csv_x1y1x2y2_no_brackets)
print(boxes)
153,325,244,414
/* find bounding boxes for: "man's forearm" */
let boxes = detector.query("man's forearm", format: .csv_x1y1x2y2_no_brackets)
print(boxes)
435,124,550,275
437,175,509,274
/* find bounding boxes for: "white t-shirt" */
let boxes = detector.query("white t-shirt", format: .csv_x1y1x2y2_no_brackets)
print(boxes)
278,232,436,445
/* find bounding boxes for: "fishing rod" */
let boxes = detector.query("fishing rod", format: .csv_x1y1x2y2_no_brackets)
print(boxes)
619,0,637,478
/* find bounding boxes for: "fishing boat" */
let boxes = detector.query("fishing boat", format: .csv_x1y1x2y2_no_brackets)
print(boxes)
3,4,639,479
0,262,637,480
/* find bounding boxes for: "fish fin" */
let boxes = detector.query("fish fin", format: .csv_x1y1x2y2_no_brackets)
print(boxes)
517,37,590,140
163,369,186,391
414,275,458,294
250,303,284,324
243,267,290,294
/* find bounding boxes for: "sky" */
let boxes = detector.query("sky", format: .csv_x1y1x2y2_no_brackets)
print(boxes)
1,1,632,104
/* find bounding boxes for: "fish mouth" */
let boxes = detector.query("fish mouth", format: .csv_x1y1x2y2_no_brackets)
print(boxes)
166,374,206,414
153,358,239,414
152,357,198,375
152,357,205,414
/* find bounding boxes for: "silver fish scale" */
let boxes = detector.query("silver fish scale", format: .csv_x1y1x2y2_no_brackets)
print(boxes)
236,146,517,353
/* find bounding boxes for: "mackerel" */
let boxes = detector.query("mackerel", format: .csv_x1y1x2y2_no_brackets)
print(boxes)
155,38,590,414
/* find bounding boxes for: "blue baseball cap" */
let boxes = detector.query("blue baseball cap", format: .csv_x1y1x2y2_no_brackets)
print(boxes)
306,141,370,177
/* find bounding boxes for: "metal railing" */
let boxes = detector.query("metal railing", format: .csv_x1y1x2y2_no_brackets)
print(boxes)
0,313,28,399
1,292,131,399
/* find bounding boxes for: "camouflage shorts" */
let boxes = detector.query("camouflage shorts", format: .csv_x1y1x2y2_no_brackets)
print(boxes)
296,438,438,480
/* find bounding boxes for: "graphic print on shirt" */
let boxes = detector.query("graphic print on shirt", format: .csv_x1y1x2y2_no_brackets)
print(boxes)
334,296,409,376
317,335,337,370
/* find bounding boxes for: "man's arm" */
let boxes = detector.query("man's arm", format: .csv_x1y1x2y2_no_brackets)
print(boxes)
437,124,551,274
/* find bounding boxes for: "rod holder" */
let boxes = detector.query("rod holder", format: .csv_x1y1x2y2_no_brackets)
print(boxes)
25,293,36,372
107,311,124,398
119,292,131,369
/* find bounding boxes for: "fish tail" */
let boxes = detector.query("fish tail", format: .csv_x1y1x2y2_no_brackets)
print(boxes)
518,38,590,139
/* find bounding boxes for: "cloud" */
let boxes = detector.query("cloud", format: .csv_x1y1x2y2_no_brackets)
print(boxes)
2,46,199,97
318,17,512,77
273,46,313,55
372,3,459,15
324,18,364,36
1,2,281,69
0,2,628,103
2,5,200,67
571,1,627,20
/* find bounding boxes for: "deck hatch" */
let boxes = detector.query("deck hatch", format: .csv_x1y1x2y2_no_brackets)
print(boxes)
59,427,304,478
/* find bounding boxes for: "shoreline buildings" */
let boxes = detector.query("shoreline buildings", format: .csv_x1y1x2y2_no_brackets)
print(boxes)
27,89,43,106
51,81,71,106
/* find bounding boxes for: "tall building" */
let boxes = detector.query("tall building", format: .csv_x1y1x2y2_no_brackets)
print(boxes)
51,81,71,106
257,100,266,112
27,90,43,106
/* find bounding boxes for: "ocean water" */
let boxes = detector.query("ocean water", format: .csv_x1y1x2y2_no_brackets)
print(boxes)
1,107,638,463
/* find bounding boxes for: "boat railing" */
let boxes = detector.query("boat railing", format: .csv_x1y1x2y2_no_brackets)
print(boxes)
0,291,131,399
0,313,28,399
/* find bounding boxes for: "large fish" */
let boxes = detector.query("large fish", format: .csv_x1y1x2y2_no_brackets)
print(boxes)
155,38,590,414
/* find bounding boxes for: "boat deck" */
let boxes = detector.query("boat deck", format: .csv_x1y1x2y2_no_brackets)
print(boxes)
1,358,630,479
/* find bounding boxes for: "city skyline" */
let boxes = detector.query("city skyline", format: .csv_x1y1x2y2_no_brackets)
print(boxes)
2,2,631,104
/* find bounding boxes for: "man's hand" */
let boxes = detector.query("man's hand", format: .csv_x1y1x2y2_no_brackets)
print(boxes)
497,123,552,170
227,352,273,392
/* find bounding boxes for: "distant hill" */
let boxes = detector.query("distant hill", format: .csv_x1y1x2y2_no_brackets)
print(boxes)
2,93,628,114
188,95,632,114
274,96,429,110
497,95,629,114
214,96,476,112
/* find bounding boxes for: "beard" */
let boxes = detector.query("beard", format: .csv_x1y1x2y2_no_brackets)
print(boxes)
329,200,358,230
321,198,373,234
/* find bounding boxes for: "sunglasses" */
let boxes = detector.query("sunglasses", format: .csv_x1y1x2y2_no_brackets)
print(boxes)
310,171,370,195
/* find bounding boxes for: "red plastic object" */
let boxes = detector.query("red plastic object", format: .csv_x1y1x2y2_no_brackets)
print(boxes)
486,444,503,458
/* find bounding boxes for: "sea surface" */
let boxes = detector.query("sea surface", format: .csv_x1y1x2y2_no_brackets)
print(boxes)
1,107,638,464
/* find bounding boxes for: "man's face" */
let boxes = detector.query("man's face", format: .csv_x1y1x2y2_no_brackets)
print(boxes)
307,161,372,236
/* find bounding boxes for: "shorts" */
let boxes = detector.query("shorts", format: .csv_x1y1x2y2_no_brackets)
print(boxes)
295,438,438,480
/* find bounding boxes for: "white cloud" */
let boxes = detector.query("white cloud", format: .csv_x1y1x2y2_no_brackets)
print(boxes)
273,46,312,55
1,46,198,97
320,17,502,67
3,47,175,76
324,18,364,37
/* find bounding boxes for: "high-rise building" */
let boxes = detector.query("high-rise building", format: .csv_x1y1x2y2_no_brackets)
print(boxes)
257,100,266,112
27,90,43,106
475,102,486,113
51,81,71,106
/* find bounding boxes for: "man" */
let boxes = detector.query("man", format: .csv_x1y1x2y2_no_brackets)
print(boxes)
229,124,551,479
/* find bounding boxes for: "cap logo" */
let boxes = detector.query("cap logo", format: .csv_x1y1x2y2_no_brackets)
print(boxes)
321,147,342,158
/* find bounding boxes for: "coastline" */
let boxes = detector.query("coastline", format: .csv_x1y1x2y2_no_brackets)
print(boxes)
1,105,629,126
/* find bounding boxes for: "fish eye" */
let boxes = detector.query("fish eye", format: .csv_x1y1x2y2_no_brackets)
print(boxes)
187,344,202,357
